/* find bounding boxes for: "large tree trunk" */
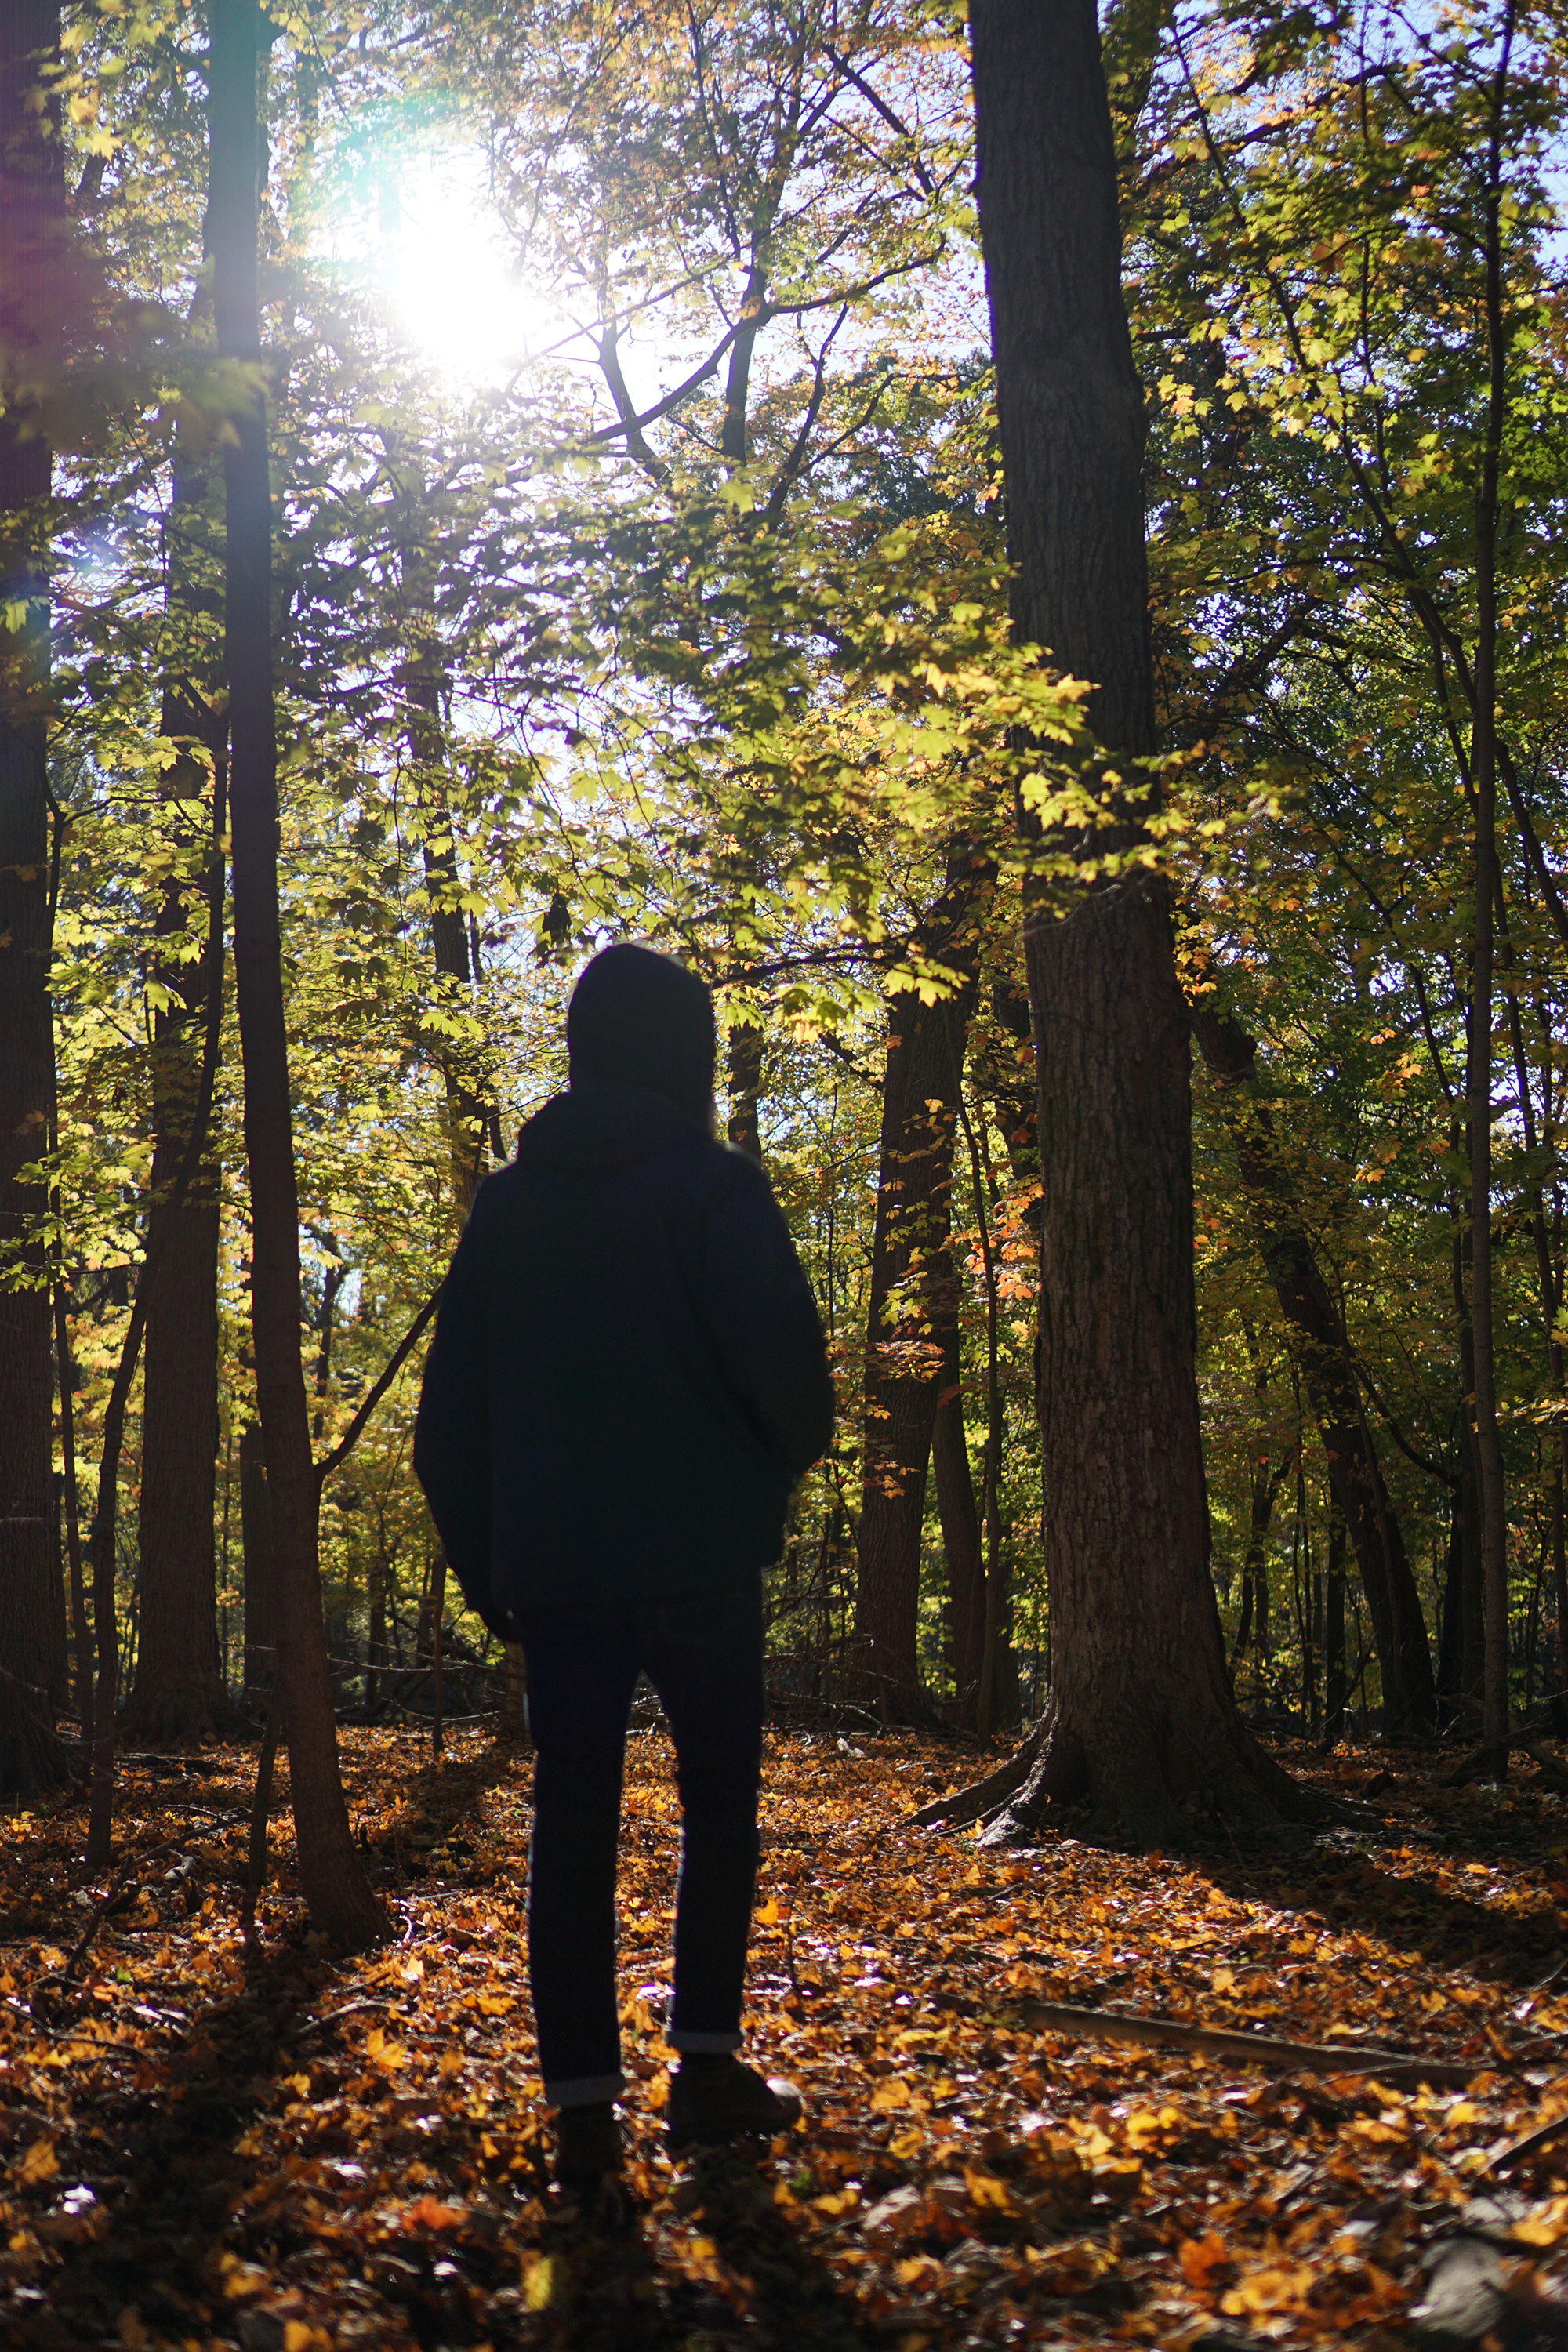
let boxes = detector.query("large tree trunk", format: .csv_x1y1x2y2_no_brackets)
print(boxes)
0,0,67,1795
1191,1002,1437,1731
212,0,384,1944
966,0,1316,1844
125,424,233,1744
855,862,986,1713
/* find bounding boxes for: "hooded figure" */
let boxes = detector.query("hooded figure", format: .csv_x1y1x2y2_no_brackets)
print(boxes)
414,941,832,2198
414,941,832,1617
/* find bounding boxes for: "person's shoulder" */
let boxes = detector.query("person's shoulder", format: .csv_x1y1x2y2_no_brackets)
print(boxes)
460,1156,528,1239
699,1142,781,1211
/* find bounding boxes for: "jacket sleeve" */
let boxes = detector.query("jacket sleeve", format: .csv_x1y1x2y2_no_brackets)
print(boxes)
412,1193,507,1637
697,1153,836,1476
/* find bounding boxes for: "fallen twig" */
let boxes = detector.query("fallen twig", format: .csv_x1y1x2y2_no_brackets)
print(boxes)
296,1998,393,2037
1487,2107,1568,2175
989,1994,1502,2088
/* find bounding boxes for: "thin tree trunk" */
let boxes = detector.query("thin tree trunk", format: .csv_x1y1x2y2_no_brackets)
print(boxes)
1468,7,1515,1758
365,1547,385,1718
240,1423,277,1708
725,1022,764,1160
126,721,232,1744
1324,1510,1348,1744
954,1062,1005,1737
430,1548,447,1760
0,0,67,1797
1192,1000,1436,1730
966,0,1319,1842
931,1311,985,1713
495,1641,532,1752
1454,1218,1488,1704
855,862,986,1712
83,764,228,1864
55,1288,89,1736
1234,1457,1286,1673
210,0,384,1944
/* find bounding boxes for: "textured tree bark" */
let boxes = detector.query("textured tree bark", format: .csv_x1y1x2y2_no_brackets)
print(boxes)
1191,1003,1436,1730
0,0,67,1795
211,0,384,1944
855,863,985,1712
967,0,1318,1843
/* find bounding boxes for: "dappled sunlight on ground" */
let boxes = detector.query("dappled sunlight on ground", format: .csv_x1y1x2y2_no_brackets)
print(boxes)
3,1728,1568,2345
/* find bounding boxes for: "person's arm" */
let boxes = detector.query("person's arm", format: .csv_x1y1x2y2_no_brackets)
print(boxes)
413,1194,506,1635
699,1154,836,1474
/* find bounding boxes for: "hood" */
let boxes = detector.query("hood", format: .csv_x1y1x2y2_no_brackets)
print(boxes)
567,941,717,1120
514,1081,713,1174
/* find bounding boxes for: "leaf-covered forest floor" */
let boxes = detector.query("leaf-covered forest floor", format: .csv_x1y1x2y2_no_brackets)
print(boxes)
5,1728,1568,2350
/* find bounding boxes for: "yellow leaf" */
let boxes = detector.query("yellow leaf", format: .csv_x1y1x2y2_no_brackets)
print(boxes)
812,2188,859,2216
217,2258,269,2300
284,2073,311,2098
524,2256,556,2311
757,1898,780,1926
1221,2263,1316,2316
365,2027,407,2071
19,2139,57,2184
283,2327,314,2352
869,2077,910,2112
1211,1966,1236,1993
964,2169,1015,2212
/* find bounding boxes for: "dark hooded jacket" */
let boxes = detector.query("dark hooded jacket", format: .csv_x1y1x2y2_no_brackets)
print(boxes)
412,1081,835,1626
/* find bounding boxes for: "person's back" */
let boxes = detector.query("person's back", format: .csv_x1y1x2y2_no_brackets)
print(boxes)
415,942,833,2207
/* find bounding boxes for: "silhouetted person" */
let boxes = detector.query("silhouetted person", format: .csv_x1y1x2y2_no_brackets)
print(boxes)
415,942,833,2201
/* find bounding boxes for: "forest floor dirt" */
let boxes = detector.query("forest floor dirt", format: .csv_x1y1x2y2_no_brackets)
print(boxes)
4,1725,1568,2349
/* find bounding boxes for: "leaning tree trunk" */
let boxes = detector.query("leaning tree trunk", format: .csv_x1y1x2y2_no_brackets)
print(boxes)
126,409,234,1745
0,0,67,1795
1191,1000,1436,1731
965,0,1317,1845
211,0,384,1944
855,858,987,1713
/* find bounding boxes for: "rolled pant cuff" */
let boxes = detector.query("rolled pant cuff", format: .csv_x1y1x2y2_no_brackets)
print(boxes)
544,2072,625,2109
669,2030,742,2054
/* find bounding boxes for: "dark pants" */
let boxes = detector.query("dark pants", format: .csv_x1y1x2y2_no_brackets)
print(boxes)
515,1571,764,2108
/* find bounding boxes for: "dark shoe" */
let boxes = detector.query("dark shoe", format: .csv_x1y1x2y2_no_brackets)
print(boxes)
554,2100,625,2201
666,2056,804,2150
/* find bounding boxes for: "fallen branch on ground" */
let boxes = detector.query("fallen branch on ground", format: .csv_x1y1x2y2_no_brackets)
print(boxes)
1487,2107,1568,2175
975,1994,1504,2088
